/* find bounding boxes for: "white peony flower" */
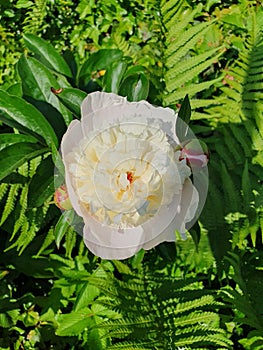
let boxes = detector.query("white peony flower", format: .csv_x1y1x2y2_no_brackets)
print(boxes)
60,92,206,260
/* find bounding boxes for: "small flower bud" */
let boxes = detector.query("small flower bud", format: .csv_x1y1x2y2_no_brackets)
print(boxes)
54,185,72,210
180,139,209,169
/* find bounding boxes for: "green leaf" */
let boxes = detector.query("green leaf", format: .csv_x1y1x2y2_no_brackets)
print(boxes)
54,210,75,249
17,55,72,126
56,307,93,336
0,90,58,147
74,283,100,311
124,65,147,78
52,87,87,119
103,61,127,94
178,94,191,124
119,73,149,101
0,133,38,151
78,49,123,87
6,83,23,96
0,143,48,181
176,95,191,140
131,249,145,268
189,222,201,251
23,34,72,77
27,155,54,208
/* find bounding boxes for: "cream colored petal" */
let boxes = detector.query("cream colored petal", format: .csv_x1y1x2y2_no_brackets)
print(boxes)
60,120,84,217
83,214,145,260
142,179,198,251
80,92,179,145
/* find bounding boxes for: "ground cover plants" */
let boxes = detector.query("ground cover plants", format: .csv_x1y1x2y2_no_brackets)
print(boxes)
0,0,262,349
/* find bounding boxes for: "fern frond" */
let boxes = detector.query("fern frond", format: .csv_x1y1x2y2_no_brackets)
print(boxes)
36,227,55,256
89,269,231,349
0,184,21,226
166,21,214,61
12,185,28,239
0,183,9,202
22,0,47,34
112,32,132,57
164,77,221,103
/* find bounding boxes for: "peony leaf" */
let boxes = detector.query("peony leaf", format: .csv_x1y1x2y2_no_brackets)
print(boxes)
178,94,191,124
0,90,58,147
103,61,127,94
78,49,123,87
23,33,72,77
177,94,191,139
51,87,87,119
119,73,149,101
17,55,73,126
0,133,38,152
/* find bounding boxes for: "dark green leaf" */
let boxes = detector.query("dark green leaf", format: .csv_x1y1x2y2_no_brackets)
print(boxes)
23,34,72,77
17,55,72,126
0,143,48,181
0,133,38,151
157,242,176,261
119,73,149,101
103,61,127,93
78,49,123,87
0,90,58,147
52,87,87,119
124,65,146,78
176,95,191,139
189,222,201,252
178,94,191,124
25,97,67,141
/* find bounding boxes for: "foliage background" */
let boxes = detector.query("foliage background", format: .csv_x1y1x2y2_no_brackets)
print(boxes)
0,0,262,349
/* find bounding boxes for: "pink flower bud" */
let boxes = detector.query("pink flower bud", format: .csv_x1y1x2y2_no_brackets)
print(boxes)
54,185,72,210
180,139,209,169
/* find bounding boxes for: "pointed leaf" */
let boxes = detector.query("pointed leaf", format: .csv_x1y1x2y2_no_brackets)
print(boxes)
78,49,123,87
177,94,191,139
23,34,72,77
54,210,75,249
103,61,127,93
178,94,191,124
0,133,38,151
119,73,149,101
0,90,58,147
52,87,87,119
17,55,72,125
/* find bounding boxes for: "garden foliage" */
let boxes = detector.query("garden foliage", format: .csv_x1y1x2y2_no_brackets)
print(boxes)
0,0,262,349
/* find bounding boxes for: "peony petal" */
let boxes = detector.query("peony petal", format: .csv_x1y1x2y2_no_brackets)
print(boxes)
83,214,145,259
174,178,199,232
61,120,84,217
142,179,198,250
81,92,180,145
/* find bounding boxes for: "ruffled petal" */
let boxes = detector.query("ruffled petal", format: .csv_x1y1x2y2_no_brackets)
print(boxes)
142,179,198,250
61,120,84,217
81,92,180,145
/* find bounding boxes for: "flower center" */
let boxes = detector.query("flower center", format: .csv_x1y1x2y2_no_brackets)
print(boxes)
127,171,134,184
